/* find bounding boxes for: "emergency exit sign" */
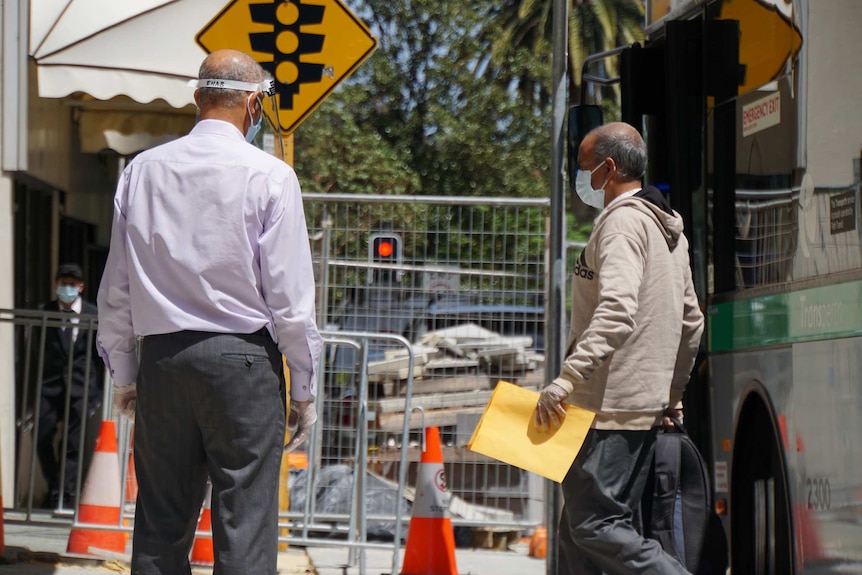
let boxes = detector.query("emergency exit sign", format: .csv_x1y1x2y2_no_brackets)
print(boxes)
742,91,781,137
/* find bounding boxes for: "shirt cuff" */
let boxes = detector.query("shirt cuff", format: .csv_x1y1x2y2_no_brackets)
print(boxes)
108,352,138,387
289,369,316,402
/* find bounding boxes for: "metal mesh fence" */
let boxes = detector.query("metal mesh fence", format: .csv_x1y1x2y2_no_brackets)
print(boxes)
302,194,550,535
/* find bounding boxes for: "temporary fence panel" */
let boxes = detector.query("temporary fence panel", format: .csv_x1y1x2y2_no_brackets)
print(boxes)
303,194,551,539
283,331,416,575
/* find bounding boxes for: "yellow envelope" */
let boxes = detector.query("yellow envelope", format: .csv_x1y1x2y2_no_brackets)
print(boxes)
467,380,595,482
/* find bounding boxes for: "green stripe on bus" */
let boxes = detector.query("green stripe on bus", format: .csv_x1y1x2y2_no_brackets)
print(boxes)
708,280,862,351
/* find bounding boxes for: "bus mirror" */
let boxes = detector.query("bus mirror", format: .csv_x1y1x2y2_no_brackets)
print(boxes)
567,105,603,188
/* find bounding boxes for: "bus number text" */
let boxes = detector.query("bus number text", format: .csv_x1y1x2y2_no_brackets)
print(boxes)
806,477,831,511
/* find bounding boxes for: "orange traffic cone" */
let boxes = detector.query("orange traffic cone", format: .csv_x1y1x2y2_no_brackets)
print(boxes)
67,420,126,556
191,482,215,566
400,427,458,575
528,527,547,559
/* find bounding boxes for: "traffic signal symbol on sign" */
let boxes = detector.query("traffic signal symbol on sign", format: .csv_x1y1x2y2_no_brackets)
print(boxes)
248,2,326,111
196,0,378,135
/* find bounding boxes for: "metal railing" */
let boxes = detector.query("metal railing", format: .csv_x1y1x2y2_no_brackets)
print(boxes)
1,308,108,517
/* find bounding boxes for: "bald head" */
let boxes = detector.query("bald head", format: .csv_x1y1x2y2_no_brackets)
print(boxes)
196,49,266,110
583,122,646,182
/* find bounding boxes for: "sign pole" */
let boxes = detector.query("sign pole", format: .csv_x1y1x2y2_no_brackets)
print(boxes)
277,132,294,551
281,134,294,166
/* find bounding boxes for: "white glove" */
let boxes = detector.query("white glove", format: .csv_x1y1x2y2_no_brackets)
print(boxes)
113,383,137,420
284,400,317,453
535,383,569,430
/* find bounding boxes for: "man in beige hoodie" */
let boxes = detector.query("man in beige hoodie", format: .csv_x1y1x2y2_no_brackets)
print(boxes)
535,122,704,574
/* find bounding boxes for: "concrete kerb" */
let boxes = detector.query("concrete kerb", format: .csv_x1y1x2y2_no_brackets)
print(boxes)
0,520,316,574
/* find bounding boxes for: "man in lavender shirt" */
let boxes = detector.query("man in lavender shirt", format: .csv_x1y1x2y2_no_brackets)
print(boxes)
97,49,322,575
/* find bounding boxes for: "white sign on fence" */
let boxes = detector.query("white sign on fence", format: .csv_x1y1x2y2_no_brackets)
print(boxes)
423,267,461,294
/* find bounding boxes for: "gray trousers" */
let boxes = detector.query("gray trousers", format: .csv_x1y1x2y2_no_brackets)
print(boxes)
559,428,691,575
132,330,286,575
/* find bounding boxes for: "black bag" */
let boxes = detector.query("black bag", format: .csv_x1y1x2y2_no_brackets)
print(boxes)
641,418,729,575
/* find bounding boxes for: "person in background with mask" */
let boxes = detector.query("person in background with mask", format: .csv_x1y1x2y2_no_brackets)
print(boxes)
97,49,322,575
37,262,103,510
535,122,704,574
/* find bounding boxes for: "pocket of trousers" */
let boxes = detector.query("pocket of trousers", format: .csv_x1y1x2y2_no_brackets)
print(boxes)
221,353,271,368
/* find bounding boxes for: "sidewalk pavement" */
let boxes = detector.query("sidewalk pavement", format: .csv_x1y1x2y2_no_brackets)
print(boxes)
1,514,546,575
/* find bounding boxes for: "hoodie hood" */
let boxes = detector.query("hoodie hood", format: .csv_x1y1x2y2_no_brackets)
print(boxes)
598,185,684,249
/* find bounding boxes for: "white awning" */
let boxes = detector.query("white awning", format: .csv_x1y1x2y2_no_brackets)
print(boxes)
30,0,221,108
75,101,196,154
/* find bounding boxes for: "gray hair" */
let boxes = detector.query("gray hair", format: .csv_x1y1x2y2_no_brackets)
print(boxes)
197,53,266,109
591,126,647,181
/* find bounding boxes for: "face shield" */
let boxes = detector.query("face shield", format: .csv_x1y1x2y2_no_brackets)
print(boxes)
188,78,286,161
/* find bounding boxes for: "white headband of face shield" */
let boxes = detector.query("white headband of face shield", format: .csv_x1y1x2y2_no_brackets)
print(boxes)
187,78,276,97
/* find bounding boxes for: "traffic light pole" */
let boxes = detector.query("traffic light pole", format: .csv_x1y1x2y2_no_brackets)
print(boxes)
546,0,568,573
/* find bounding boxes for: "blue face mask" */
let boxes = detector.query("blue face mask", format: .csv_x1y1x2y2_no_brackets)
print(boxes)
245,94,263,143
56,285,80,304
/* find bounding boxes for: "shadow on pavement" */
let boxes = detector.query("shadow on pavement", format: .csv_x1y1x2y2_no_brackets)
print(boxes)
0,547,127,574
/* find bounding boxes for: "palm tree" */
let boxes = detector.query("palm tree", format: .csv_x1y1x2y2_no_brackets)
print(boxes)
483,0,645,108
570,0,644,107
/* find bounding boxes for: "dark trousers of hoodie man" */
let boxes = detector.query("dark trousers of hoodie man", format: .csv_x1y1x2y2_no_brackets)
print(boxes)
558,428,691,575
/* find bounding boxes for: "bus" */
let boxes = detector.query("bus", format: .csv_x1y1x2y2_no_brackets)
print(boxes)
570,0,862,572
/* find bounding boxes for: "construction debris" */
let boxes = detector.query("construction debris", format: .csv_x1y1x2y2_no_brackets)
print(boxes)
365,323,544,431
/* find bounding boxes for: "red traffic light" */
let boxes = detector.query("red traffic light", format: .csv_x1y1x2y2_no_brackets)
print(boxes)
368,232,402,283
376,240,394,258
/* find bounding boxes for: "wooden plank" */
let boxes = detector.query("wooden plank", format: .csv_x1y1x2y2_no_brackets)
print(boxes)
383,375,494,397
453,336,534,352
375,406,485,431
368,354,427,375
436,337,471,359
368,444,499,464
424,357,480,370
383,346,438,362
367,365,424,383
371,390,492,413
449,496,515,522
476,348,524,361
421,323,498,342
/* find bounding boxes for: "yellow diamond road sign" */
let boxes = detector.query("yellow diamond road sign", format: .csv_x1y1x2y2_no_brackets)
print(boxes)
197,0,378,135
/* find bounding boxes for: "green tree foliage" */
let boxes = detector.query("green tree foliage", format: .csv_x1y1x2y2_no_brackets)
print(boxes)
293,0,551,201
293,0,642,238
484,0,644,107
293,95,419,196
